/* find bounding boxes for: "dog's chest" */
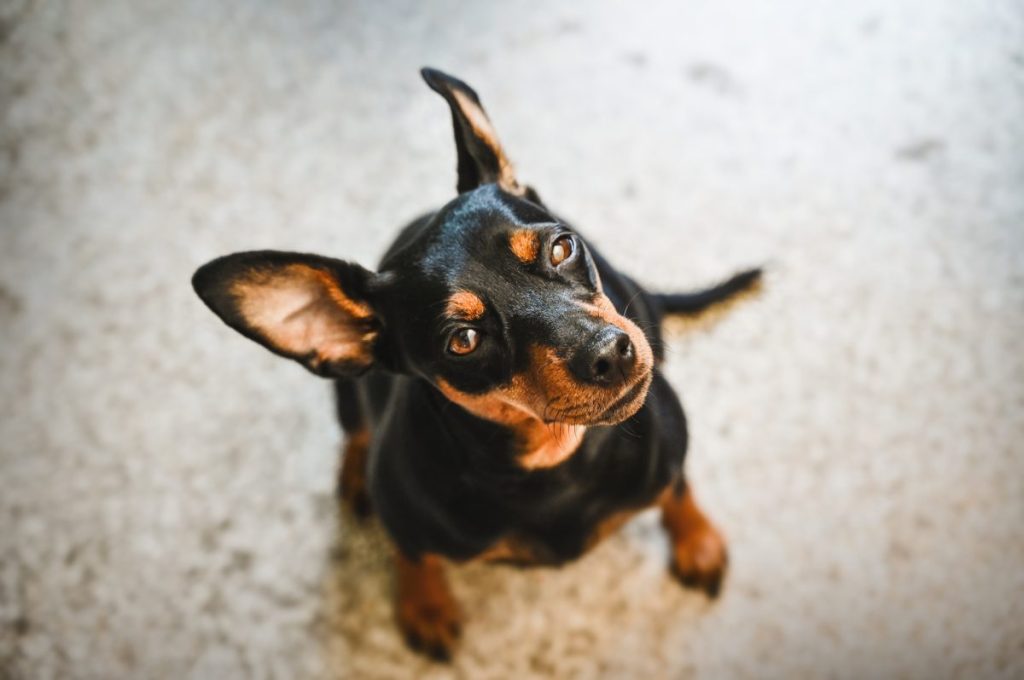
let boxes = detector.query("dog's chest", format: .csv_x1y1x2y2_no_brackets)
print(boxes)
470,448,673,566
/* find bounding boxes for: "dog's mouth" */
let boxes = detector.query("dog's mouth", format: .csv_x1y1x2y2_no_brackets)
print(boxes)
542,368,653,426
595,370,653,424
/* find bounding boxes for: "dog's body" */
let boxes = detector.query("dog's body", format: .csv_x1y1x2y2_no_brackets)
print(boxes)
346,197,685,566
193,69,759,660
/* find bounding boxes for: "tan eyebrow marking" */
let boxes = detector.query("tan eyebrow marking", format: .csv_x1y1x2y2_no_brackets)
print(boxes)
509,230,540,263
446,290,486,320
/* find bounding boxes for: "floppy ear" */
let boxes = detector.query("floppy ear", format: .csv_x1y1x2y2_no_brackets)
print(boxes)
421,67,525,196
192,251,382,378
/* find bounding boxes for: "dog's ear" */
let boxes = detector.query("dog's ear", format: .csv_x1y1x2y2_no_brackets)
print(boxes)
421,67,525,196
192,251,383,378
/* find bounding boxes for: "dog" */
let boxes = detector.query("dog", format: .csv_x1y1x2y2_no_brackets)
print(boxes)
192,68,761,661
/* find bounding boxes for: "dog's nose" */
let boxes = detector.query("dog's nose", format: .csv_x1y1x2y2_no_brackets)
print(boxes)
570,328,636,387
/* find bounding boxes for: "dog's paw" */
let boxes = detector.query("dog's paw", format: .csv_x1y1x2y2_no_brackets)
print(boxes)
669,522,728,598
396,584,463,661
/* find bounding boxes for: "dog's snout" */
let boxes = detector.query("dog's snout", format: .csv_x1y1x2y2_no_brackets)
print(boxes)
570,328,636,387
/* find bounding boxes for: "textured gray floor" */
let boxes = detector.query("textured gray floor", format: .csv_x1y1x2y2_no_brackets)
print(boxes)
2,1,1023,678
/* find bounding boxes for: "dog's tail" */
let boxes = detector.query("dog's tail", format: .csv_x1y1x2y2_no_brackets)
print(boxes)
653,268,763,317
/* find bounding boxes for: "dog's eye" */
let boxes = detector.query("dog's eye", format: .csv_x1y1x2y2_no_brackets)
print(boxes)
447,328,481,356
551,235,574,267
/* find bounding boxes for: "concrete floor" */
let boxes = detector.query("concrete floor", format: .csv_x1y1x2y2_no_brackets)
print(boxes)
2,0,1023,678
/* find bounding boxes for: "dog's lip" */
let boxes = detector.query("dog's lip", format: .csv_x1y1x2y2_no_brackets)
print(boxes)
594,370,653,423
538,368,654,425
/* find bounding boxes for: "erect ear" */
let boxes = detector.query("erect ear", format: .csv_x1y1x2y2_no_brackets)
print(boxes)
421,67,525,196
192,251,383,378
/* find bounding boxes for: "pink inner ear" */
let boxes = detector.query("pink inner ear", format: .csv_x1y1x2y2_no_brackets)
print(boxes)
232,265,375,367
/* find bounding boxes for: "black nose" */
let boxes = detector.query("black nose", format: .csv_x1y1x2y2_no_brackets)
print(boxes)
570,328,636,387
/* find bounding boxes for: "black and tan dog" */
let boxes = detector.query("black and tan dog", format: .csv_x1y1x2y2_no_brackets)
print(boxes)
192,68,760,660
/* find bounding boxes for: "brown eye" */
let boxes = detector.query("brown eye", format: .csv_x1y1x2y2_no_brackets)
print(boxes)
448,328,480,355
550,235,574,266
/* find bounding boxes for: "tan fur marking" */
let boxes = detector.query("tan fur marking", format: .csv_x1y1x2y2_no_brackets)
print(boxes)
509,230,540,263
450,88,524,195
660,485,728,595
309,268,373,320
445,290,486,320
531,345,601,421
530,332,652,426
436,374,585,469
518,421,586,469
435,377,533,425
339,428,371,517
394,552,462,658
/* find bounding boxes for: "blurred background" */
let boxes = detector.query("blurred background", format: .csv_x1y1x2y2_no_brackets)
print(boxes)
1,1,1022,678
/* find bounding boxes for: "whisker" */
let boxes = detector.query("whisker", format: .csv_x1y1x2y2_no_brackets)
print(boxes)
621,290,644,316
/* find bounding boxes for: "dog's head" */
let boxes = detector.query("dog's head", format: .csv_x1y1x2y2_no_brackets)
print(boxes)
193,69,653,432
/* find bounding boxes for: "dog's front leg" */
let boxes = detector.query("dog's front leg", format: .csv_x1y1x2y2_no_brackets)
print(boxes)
394,551,463,661
338,429,371,518
659,480,729,597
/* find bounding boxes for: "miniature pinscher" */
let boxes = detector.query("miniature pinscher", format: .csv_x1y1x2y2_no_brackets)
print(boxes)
192,68,761,660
